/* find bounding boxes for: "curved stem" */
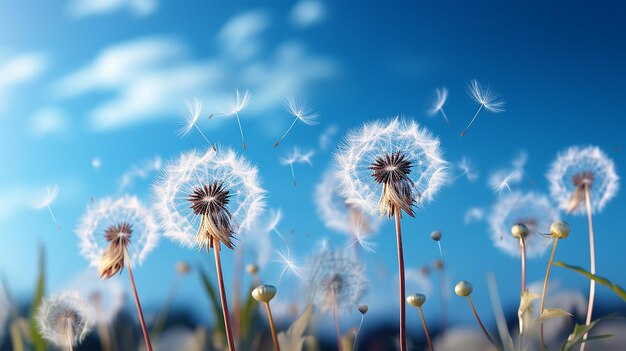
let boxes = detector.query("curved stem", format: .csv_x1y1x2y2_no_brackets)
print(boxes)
539,238,559,351
264,302,280,351
580,185,596,351
352,314,365,351
213,244,236,351
467,296,496,347
394,208,407,351
124,247,153,351
418,307,434,351
333,303,344,351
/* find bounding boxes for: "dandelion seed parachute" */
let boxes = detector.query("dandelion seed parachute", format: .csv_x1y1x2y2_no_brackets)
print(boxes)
36,292,95,349
547,145,619,215
488,191,559,258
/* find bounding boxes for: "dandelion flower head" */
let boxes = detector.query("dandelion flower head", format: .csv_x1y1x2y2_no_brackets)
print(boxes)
36,292,95,348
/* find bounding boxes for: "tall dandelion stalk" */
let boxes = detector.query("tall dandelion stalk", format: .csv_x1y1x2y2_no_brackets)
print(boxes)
511,224,529,293
154,147,267,351
455,281,496,348
274,97,319,148
220,89,251,150
33,185,61,230
335,119,448,351
461,80,505,137
252,285,280,351
547,146,619,351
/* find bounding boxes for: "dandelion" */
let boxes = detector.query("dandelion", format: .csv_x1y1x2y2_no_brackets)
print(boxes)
305,248,368,351
453,157,479,182
76,195,159,351
178,98,215,150
430,230,443,256
461,80,505,137
547,145,619,349
455,281,496,347
251,285,280,351
220,89,251,150
33,184,60,230
274,97,320,148
334,118,448,351
488,151,527,193
428,87,451,126
280,147,315,187
353,305,368,351
407,294,434,351
539,220,570,351
35,292,95,351
274,247,304,280
154,147,266,351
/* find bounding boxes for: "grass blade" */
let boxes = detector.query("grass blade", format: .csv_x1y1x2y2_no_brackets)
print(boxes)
28,246,46,351
555,262,626,301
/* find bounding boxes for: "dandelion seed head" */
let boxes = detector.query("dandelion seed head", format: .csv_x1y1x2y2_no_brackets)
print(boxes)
33,185,58,209
547,145,619,215
467,79,505,113
286,97,320,126
334,118,448,216
36,292,95,348
428,87,448,116
305,247,368,313
488,191,559,258
178,97,202,137
154,147,266,249
76,195,158,269
220,89,251,116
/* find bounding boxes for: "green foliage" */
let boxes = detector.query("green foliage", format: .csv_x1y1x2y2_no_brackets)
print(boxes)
555,262,626,301
537,308,572,322
198,265,226,345
560,318,614,351
28,246,46,351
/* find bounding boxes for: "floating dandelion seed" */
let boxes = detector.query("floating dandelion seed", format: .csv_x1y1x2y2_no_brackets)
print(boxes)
274,97,320,148
33,184,60,230
274,248,304,280
488,191,559,258
280,147,315,187
178,98,215,150
454,157,479,182
488,151,527,193
154,147,265,351
335,118,448,351
36,292,95,350
428,87,451,126
461,80,505,137
220,89,251,150
547,145,619,350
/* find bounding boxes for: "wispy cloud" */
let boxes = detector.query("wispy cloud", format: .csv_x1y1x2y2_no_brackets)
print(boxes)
290,0,327,28
118,156,162,192
218,10,270,61
67,0,157,18
0,52,48,111
29,107,70,137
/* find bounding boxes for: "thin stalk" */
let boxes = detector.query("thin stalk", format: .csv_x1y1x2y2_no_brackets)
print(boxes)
436,241,443,257
274,117,299,147
460,104,483,137
539,238,559,351
394,208,407,351
333,303,344,351
440,108,451,127
467,296,496,347
234,112,247,150
10,321,24,351
352,314,365,351
520,237,527,293
124,247,153,351
193,124,216,151
47,205,60,230
418,306,434,351
289,163,296,187
264,302,280,351
580,185,596,351
232,244,245,341
213,244,236,351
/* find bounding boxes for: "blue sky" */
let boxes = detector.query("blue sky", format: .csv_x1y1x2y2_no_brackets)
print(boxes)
1,0,625,333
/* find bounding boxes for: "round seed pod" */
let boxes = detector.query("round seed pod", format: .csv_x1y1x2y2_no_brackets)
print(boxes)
430,230,442,241
246,263,259,275
511,223,529,239
406,293,426,307
550,220,570,239
358,304,369,315
455,281,473,297
251,285,277,303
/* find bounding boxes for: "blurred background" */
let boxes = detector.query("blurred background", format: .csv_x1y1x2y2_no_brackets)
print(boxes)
1,0,626,350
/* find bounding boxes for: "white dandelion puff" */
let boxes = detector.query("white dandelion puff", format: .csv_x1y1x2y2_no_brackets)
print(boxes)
547,145,619,215
33,184,60,231
178,98,215,149
274,248,304,280
274,97,320,147
154,147,266,249
461,80,505,137
220,89,251,150
36,292,95,349
428,87,451,126
488,191,559,258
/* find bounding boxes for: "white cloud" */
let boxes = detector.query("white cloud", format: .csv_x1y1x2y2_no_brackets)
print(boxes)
218,10,270,61
290,0,327,28
0,52,48,111
67,0,157,18
29,107,70,136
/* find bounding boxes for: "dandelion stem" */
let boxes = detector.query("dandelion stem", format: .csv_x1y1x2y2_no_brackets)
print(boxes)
274,116,299,148
262,302,281,351
539,238,559,351
47,205,60,231
290,163,296,187
440,108,451,127
234,112,247,150
437,241,443,257
232,244,245,341
520,237,527,293
352,314,365,351
213,244,236,351
193,124,216,151
466,295,496,347
580,185,596,351
333,303,344,351
418,306,434,351
394,207,407,351
460,104,483,137
124,247,153,351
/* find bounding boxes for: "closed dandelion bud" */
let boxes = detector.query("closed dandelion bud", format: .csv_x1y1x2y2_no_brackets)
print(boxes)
430,230,442,241
550,220,570,239
246,263,259,275
511,223,529,239
251,285,277,303
176,261,191,275
358,304,369,315
455,281,473,297
406,293,426,307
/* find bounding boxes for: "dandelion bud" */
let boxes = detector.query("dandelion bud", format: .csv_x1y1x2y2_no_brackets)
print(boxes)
430,230,442,241
406,293,426,307
176,261,191,275
252,285,277,303
550,220,570,239
455,281,473,297
358,304,369,314
511,223,529,239
246,263,259,275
